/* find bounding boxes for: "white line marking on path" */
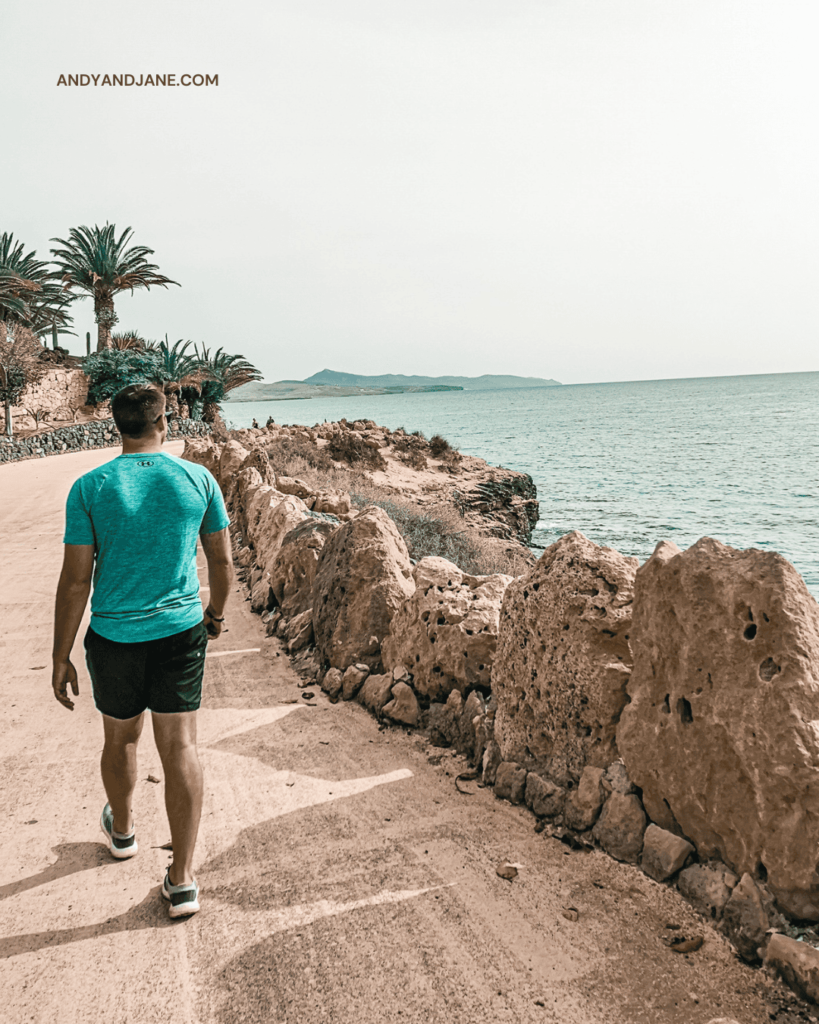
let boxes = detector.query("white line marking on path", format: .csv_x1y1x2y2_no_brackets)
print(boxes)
205,647,261,658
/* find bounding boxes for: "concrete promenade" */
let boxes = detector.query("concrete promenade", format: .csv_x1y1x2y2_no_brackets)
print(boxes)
0,443,788,1023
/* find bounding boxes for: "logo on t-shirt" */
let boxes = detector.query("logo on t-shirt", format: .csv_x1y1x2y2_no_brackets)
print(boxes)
137,460,155,467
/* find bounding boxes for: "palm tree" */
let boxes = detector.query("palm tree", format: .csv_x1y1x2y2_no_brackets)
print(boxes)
49,224,179,351
110,330,147,350
193,345,263,422
149,337,203,415
0,234,75,342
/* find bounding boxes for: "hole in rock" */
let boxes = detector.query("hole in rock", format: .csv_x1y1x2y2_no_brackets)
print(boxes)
748,608,754,622
415,655,420,663
563,624,569,631
763,612,770,623
661,695,670,714
523,590,529,599
758,657,781,682
676,697,693,724
744,624,757,640
432,665,441,674
533,583,540,591
437,617,446,625
757,862,768,883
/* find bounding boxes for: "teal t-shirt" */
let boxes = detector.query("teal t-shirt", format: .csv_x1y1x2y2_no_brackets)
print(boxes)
64,451,230,643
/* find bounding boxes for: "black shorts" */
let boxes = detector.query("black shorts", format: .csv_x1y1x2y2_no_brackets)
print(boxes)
84,621,208,720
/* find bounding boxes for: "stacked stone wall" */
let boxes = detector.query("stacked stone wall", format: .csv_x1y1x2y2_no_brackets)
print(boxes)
181,425,819,1008
0,417,211,464
10,368,89,430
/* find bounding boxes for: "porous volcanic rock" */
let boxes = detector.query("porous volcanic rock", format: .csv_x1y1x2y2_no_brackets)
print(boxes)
563,766,605,831
492,531,637,785
616,537,819,920
342,664,369,701
275,475,312,500
383,681,420,726
248,492,311,571
721,872,782,962
524,773,566,818
677,863,737,920
182,437,222,476
494,762,527,804
765,934,819,1005
591,792,647,863
312,506,415,672
240,446,276,487
312,489,352,516
270,518,339,618
217,439,249,492
382,556,512,702
452,471,539,544
641,824,694,882
358,673,395,714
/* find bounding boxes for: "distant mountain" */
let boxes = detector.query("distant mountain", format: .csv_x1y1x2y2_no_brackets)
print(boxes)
303,369,561,389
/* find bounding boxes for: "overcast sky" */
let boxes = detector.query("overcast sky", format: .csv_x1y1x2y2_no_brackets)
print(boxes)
3,0,818,385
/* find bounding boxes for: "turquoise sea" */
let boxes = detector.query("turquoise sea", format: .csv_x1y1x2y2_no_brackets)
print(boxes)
225,372,819,598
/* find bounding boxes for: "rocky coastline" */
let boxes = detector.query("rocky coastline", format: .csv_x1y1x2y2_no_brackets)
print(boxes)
183,419,819,1010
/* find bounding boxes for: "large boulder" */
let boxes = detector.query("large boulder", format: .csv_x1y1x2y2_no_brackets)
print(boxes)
182,437,222,476
312,489,352,516
270,518,339,618
217,439,249,492
249,492,311,572
382,556,512,702
617,537,819,920
312,506,414,672
231,468,264,535
492,531,637,785
240,446,277,488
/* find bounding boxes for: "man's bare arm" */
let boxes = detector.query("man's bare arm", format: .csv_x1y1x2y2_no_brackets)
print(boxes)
52,544,94,710
200,527,233,638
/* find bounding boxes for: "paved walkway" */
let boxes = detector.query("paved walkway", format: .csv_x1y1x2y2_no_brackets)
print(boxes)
0,444,789,1024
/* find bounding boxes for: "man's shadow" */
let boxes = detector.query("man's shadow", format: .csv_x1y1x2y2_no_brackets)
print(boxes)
0,842,182,959
0,887,178,958
0,842,113,901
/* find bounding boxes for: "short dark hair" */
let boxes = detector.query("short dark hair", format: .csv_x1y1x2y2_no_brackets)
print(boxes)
111,385,166,438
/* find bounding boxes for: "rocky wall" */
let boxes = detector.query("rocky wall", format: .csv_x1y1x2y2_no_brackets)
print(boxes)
0,417,211,464
9,367,89,430
182,430,819,1007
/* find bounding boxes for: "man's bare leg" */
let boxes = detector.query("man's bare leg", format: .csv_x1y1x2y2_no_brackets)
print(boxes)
152,710,203,886
101,713,145,834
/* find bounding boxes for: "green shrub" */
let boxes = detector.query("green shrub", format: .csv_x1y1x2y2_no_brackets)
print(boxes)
82,349,161,406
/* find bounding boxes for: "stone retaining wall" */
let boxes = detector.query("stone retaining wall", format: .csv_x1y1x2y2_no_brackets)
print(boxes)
183,430,819,1008
0,418,211,464
9,367,89,431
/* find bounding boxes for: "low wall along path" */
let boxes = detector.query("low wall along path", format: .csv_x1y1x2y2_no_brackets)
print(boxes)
183,423,819,1012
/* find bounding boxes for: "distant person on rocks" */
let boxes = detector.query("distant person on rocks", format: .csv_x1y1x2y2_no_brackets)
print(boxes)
265,416,275,428
51,384,233,919
251,418,259,429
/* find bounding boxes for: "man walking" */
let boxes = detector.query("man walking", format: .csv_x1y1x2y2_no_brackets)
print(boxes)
51,384,233,918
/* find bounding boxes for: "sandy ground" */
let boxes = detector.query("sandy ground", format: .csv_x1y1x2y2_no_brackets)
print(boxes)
0,443,810,1024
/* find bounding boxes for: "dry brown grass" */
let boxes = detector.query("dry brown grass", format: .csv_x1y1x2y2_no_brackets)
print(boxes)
250,432,532,577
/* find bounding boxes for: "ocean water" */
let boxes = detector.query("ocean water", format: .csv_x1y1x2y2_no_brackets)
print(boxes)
225,371,819,598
